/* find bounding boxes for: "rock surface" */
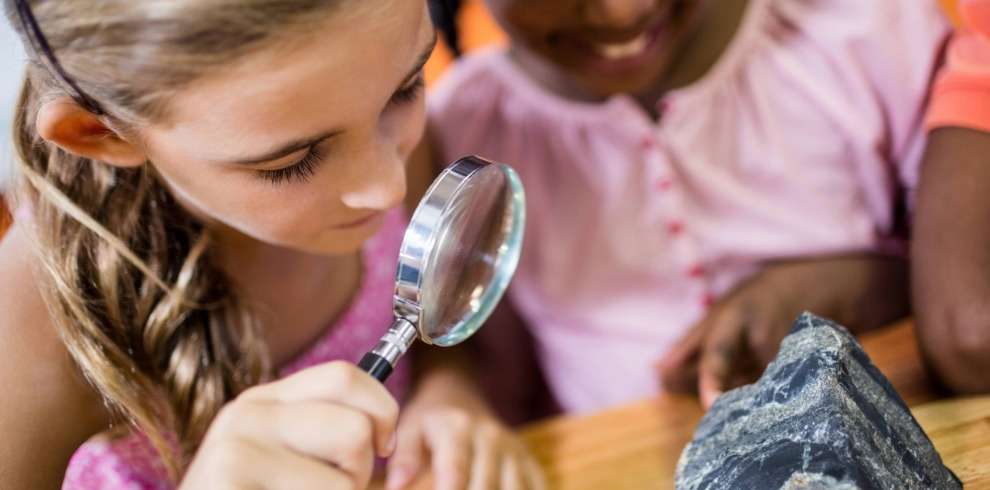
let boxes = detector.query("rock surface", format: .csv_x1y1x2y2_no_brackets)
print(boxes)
674,312,961,489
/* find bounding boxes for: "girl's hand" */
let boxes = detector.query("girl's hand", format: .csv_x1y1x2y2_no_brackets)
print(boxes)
385,371,545,490
179,361,399,490
657,255,910,409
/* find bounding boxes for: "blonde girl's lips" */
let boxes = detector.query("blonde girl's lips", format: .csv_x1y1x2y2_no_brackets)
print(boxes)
336,211,383,229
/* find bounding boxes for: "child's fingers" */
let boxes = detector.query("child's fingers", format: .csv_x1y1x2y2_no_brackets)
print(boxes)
658,315,709,371
423,410,473,490
660,360,699,394
181,421,361,490
698,307,747,409
503,443,547,490
747,309,788,365
237,360,399,456
522,451,548,490
385,422,427,490
498,455,526,490
208,400,377,487
250,440,364,490
467,423,501,490
657,315,710,392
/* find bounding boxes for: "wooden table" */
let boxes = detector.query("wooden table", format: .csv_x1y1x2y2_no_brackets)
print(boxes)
517,320,990,489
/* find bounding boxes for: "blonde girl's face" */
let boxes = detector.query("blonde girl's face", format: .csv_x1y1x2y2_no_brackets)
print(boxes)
139,0,435,256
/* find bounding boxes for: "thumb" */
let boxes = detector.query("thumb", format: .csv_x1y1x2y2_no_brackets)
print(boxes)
658,314,709,372
698,309,746,409
386,422,427,490
658,315,710,392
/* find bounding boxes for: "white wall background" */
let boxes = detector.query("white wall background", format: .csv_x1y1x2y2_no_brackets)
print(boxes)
1,21,26,193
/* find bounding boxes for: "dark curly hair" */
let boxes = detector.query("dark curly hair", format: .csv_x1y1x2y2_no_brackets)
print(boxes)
429,0,463,56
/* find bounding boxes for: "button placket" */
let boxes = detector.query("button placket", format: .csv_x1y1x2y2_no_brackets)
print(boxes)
641,131,677,197
650,128,711,311
657,97,673,118
641,130,669,199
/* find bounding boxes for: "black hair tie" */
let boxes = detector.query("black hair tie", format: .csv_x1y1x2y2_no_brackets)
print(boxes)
13,0,105,115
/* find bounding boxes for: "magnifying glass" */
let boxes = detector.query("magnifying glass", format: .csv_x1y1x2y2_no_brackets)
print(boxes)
358,156,526,382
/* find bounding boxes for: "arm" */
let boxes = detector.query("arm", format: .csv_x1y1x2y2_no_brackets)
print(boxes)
0,225,110,489
659,254,911,408
912,127,990,393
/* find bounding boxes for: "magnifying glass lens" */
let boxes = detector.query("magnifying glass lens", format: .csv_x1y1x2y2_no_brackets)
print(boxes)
421,166,521,345
359,156,525,382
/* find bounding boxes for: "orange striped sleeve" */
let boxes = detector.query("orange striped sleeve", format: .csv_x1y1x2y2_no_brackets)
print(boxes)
928,0,990,132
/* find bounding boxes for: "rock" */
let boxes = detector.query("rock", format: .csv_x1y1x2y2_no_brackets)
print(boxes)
674,312,961,489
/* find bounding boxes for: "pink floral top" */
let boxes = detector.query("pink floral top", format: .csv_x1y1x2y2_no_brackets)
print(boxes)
62,209,411,489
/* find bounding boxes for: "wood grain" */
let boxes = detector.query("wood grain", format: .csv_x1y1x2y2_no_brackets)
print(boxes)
914,396,990,487
520,395,702,490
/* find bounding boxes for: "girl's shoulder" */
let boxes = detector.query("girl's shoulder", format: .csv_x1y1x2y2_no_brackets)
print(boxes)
666,0,950,131
751,0,950,69
692,0,950,88
0,224,109,487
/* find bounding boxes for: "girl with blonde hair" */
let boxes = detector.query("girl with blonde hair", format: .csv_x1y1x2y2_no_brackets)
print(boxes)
0,0,541,488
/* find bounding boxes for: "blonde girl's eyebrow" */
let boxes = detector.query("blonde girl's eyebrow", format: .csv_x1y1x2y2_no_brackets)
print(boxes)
229,31,436,166
230,130,343,165
394,29,437,92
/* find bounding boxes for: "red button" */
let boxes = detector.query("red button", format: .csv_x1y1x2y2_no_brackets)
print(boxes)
701,292,716,307
640,136,658,151
667,221,685,235
658,98,672,115
687,264,705,278
655,178,673,191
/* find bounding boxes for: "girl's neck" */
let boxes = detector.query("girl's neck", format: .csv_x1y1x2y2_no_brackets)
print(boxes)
656,0,751,100
510,0,750,120
213,227,364,367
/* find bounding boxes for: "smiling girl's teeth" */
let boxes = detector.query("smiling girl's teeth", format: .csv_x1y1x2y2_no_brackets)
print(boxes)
592,33,651,60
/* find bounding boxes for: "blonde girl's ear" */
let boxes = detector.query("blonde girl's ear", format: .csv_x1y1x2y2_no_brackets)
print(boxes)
35,99,147,168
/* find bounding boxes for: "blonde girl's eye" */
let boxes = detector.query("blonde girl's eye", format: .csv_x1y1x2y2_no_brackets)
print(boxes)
256,145,325,186
254,73,425,187
389,72,425,105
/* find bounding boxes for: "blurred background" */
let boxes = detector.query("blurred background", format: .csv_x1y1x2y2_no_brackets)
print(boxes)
0,20,22,233
1,21,21,189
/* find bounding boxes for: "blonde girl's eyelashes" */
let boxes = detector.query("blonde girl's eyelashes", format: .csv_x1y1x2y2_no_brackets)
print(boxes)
256,144,325,186
389,72,425,105
253,72,424,186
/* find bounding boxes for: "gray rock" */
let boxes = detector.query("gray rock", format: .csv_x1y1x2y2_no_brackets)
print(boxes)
674,312,961,489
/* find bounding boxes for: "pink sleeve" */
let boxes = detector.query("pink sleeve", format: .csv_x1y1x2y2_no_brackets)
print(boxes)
927,0,990,133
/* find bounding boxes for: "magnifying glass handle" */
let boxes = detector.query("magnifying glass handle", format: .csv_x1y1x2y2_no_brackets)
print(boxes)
359,317,418,383
358,352,394,383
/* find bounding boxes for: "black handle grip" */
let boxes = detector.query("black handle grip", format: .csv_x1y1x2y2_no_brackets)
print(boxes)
358,352,394,383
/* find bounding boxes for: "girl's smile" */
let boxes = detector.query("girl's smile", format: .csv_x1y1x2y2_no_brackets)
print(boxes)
556,11,672,74
487,0,708,100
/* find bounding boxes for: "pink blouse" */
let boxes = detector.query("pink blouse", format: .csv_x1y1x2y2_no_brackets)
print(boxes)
428,0,950,413
62,209,410,489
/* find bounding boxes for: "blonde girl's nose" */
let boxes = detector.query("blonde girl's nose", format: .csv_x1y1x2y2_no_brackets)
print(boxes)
339,154,407,211
580,0,658,28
